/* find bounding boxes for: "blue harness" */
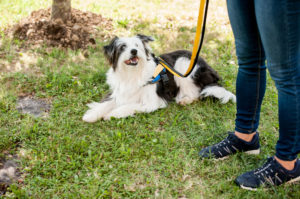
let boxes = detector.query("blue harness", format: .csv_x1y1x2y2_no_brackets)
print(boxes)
151,68,167,83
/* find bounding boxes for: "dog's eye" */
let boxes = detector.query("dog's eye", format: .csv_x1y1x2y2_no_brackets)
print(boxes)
120,45,126,51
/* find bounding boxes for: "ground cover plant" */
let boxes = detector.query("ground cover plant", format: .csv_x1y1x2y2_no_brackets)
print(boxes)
0,0,299,198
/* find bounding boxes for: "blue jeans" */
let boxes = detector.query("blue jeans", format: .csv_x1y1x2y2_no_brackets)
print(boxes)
227,0,300,161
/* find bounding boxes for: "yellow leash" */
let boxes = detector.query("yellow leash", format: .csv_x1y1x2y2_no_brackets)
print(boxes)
153,0,209,79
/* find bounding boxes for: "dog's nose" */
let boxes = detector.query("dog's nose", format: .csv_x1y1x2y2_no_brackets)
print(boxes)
131,49,137,56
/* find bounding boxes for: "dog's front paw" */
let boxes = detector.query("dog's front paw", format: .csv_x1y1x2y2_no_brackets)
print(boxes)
177,96,195,106
103,113,126,120
103,109,135,120
82,109,100,123
103,115,113,121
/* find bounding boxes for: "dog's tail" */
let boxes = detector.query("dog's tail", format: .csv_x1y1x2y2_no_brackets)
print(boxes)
200,85,236,104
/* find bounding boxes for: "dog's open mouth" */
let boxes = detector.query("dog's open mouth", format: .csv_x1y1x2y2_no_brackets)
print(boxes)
124,57,139,66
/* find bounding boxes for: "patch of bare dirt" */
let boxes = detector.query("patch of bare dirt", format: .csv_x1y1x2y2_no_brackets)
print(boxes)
8,8,113,49
0,51,39,73
17,96,52,117
0,156,19,196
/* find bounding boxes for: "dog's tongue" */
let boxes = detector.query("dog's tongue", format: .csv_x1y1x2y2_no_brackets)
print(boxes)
125,57,139,65
125,60,131,65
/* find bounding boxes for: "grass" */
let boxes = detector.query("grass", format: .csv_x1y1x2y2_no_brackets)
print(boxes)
0,0,299,198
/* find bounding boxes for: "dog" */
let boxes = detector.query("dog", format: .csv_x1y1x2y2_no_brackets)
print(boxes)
82,34,236,122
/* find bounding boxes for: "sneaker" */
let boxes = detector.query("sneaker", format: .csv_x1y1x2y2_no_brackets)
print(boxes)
235,157,300,190
198,132,260,159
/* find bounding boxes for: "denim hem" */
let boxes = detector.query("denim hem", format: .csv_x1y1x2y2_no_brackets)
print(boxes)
275,152,298,162
235,126,256,134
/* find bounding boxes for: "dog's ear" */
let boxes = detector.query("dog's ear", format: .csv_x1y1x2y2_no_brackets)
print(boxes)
137,34,154,59
103,37,119,65
136,34,154,43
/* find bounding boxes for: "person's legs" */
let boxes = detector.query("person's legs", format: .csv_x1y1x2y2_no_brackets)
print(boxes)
228,0,267,137
255,0,300,164
235,0,300,189
199,0,300,189
198,0,266,159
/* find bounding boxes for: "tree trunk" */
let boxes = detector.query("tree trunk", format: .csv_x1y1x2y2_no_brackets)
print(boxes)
51,0,71,23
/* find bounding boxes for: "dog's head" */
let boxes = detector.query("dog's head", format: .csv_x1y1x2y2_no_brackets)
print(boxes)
103,34,154,71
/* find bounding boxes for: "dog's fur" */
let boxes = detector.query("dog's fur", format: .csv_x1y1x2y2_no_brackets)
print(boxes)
83,34,236,122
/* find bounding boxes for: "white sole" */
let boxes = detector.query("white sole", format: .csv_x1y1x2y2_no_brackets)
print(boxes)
239,175,300,191
240,185,257,191
215,149,260,161
287,176,300,184
214,156,230,161
245,149,260,155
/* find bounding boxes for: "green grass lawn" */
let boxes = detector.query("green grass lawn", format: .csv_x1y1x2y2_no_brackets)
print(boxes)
0,0,299,198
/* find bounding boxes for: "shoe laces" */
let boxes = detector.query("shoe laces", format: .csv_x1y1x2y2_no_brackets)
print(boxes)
213,134,238,155
253,157,283,185
215,139,230,148
214,133,235,148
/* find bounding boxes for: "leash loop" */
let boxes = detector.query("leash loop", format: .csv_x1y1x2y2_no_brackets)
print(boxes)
153,0,209,80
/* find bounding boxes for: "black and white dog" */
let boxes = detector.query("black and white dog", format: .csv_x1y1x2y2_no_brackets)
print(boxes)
83,34,236,122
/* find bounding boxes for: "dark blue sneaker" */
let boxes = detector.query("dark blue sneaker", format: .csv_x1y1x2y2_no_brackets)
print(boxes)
235,157,300,190
198,132,260,159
